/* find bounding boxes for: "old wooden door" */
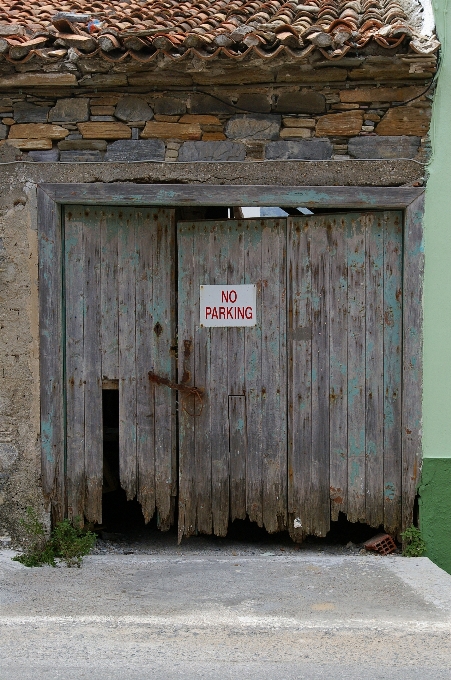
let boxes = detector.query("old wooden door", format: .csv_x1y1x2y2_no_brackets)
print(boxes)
177,219,288,540
62,206,404,539
288,211,403,539
64,206,176,525
177,212,403,540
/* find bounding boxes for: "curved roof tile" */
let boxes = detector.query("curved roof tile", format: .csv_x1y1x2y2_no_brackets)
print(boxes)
0,0,440,64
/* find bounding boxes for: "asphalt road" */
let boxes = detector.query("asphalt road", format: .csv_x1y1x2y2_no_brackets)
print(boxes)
1,549,451,679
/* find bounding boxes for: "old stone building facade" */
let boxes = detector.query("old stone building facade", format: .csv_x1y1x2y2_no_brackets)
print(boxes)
0,0,440,549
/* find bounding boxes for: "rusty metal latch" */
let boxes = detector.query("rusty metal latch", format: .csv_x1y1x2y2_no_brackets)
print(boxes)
148,371,205,416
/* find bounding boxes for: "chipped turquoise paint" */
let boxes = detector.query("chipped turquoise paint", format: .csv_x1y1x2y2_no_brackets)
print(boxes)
236,418,245,434
384,482,395,501
41,418,54,464
349,460,360,486
349,430,365,457
348,377,360,407
419,1,451,574
366,441,377,457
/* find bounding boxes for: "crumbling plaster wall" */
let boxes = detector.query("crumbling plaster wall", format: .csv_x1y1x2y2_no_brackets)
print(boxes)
0,157,424,542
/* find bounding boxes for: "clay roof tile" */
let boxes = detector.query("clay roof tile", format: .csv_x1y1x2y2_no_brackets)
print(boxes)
0,0,438,62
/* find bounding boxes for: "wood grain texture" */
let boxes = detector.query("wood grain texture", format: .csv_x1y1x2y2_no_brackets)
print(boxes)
261,219,287,533
287,217,312,540
83,210,103,524
310,217,330,536
244,222,264,527
329,215,348,521
177,221,197,541
44,184,423,210
402,195,424,533
209,224,230,537
229,396,247,521
228,226,246,522
100,215,119,381
118,211,137,501
64,208,86,522
383,211,403,536
193,223,213,535
38,189,65,523
152,209,177,530
365,213,384,528
135,210,156,524
346,214,366,523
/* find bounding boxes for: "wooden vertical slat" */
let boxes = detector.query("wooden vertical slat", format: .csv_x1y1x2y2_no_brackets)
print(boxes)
152,208,176,528
244,221,264,527
83,209,103,524
261,220,287,533
135,209,156,524
118,211,137,500
64,208,85,522
228,224,246,522
365,213,384,528
287,217,312,539
209,223,230,537
100,213,119,381
329,215,348,521
193,224,213,535
310,217,330,536
38,189,65,523
178,221,197,541
402,195,424,532
383,211,403,536
347,214,366,523
229,396,247,521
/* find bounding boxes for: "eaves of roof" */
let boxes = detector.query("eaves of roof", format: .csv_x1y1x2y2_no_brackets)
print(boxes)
0,0,440,67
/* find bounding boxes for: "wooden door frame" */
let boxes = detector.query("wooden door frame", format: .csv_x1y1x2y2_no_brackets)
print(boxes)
38,184,423,530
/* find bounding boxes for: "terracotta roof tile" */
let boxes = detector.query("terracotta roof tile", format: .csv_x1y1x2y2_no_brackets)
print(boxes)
0,0,440,64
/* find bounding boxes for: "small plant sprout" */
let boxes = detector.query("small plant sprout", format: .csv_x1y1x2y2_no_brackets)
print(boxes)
400,525,426,557
12,508,96,568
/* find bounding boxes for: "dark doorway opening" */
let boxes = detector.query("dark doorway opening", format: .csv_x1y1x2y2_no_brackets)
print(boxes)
101,389,145,531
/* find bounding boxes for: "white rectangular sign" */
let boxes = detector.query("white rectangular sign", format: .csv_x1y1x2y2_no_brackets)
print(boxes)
200,284,256,327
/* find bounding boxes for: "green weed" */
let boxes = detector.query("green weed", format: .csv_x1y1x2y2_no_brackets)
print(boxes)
12,507,96,568
400,525,426,557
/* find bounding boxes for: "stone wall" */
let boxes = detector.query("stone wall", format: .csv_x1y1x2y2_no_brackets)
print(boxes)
0,83,432,165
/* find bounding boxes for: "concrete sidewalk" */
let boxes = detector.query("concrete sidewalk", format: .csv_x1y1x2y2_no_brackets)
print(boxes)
1,549,451,679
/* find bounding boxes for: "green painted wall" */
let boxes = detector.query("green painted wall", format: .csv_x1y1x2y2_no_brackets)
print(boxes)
419,459,451,573
421,0,451,573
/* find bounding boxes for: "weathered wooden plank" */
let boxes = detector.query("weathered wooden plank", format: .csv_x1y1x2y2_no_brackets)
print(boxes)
152,208,176,529
365,212,384,528
310,217,330,536
347,214,366,523
229,396,247,522
118,211,137,501
192,223,213,536
100,213,119,381
402,195,424,532
209,222,230,537
64,208,86,522
135,210,156,524
261,219,287,533
328,215,348,522
244,221,264,527
45,184,423,210
228,224,246,522
177,221,197,541
83,209,103,524
287,216,312,540
383,211,403,536
38,189,65,523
